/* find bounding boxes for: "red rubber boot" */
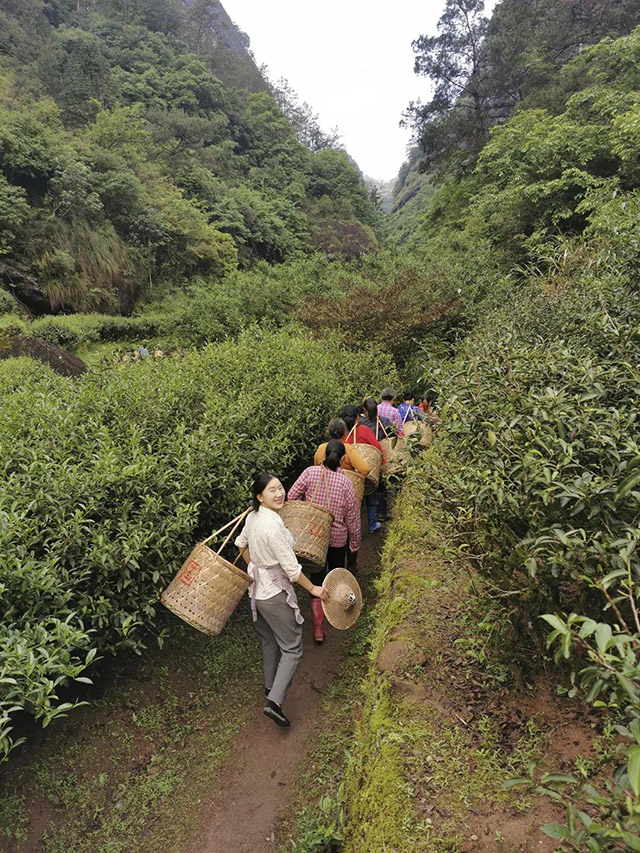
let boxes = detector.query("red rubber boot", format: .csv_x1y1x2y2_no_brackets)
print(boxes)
310,598,325,644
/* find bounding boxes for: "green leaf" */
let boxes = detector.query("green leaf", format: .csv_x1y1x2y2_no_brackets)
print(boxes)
578,619,597,638
502,777,530,789
541,773,578,785
542,822,571,839
616,470,640,498
541,614,566,633
595,623,612,653
622,832,640,852
628,746,640,797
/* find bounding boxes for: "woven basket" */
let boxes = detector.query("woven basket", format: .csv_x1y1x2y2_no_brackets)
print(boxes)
347,427,382,495
404,420,433,447
384,436,411,476
342,469,365,505
161,510,252,636
280,500,334,568
356,444,382,495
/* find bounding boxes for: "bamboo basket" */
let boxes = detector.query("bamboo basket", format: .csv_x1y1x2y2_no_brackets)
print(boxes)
347,427,382,495
282,466,334,568
161,510,252,636
342,468,365,505
376,419,393,471
280,501,334,568
403,420,433,447
384,435,411,476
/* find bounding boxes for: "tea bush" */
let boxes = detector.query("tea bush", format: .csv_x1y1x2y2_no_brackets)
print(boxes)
0,331,396,759
421,257,640,648
28,314,162,351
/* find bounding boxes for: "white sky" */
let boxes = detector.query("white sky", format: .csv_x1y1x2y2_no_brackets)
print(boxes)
222,0,498,182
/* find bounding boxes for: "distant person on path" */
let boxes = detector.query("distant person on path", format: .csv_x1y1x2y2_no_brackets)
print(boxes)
342,404,385,533
360,397,392,522
288,441,360,644
360,396,393,441
378,387,404,434
397,389,425,424
341,404,384,453
235,473,328,728
419,391,441,426
314,418,370,478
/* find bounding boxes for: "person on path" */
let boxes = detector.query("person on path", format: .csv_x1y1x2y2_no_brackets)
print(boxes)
360,397,392,522
378,387,405,435
235,473,329,728
341,404,385,453
342,404,385,534
360,396,393,440
288,441,360,644
419,391,441,426
314,418,370,478
397,389,425,424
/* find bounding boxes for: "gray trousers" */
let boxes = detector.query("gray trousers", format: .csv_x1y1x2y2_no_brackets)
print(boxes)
253,591,303,706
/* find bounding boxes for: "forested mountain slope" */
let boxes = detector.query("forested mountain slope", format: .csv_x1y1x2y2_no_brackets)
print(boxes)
0,0,379,314
342,5,640,849
390,0,640,246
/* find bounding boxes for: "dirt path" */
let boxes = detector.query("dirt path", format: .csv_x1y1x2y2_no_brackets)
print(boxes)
181,534,381,853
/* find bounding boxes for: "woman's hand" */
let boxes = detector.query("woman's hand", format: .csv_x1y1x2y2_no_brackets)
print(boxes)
311,584,328,601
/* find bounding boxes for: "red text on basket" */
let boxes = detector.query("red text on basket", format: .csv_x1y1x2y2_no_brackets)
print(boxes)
308,522,326,540
179,559,202,587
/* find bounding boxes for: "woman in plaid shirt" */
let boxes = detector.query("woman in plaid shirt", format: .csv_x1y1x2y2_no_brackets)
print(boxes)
287,440,360,643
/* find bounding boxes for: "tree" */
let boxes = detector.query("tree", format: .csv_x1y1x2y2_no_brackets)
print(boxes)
268,76,341,153
405,0,490,169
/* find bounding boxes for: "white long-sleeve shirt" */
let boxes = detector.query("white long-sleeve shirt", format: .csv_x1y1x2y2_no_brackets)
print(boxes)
234,506,302,600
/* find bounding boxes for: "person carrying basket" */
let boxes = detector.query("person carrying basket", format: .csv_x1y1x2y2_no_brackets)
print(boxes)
288,441,360,644
314,418,370,477
235,473,328,729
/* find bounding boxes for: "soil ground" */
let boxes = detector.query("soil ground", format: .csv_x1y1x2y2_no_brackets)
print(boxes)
180,533,383,853
0,522,610,853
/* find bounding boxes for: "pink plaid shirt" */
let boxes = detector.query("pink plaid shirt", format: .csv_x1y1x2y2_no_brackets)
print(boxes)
287,466,360,552
378,400,404,434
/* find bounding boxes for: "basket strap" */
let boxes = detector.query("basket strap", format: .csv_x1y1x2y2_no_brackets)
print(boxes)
233,546,248,566
377,417,389,439
402,405,411,425
214,508,252,557
323,466,330,508
310,466,331,509
347,425,357,445
202,508,251,549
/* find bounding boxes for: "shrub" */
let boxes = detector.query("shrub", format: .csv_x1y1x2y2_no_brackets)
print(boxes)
420,256,640,650
0,290,16,315
0,329,396,759
27,314,162,350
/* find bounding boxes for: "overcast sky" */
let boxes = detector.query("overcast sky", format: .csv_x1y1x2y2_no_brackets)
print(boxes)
222,0,498,182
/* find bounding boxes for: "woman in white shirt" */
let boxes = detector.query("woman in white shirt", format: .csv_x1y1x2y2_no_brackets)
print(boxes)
235,472,328,728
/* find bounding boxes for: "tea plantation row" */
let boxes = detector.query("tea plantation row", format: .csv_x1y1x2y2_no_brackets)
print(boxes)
0,327,396,760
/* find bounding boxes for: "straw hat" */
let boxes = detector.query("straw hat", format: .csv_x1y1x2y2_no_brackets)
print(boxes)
322,568,362,630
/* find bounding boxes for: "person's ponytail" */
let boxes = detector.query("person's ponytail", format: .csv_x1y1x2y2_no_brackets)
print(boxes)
323,439,345,472
326,418,347,440
363,396,377,421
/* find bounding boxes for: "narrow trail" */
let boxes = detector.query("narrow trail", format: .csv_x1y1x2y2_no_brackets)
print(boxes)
181,534,382,853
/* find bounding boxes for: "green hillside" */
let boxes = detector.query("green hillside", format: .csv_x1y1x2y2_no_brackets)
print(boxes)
0,0,379,314
4,1,640,851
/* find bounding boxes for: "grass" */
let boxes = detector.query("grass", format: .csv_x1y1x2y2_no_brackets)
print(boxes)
0,609,262,853
275,613,374,853
340,463,560,853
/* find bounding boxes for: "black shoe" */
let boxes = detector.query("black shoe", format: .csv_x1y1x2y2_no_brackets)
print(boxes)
263,699,290,728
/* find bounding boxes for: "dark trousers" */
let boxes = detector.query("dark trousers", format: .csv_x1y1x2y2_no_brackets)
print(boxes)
310,545,346,585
